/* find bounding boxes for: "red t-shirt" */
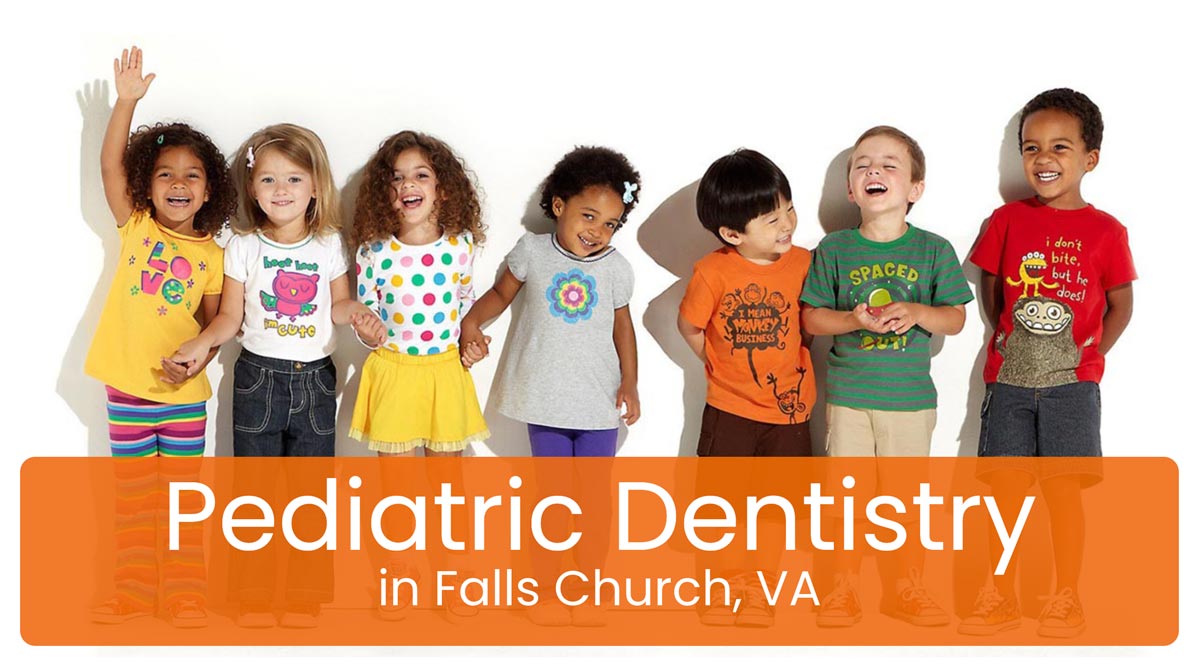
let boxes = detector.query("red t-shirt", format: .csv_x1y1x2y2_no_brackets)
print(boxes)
969,198,1137,387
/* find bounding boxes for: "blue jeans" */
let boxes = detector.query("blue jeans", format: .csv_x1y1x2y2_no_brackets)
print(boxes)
979,381,1102,457
232,349,337,457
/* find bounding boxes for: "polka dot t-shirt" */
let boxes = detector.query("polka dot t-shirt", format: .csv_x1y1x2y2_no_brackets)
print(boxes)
355,233,476,355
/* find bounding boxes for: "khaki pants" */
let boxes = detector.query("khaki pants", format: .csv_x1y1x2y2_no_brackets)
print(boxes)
825,404,936,457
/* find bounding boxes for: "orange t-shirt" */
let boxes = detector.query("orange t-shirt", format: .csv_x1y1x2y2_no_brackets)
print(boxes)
680,246,815,425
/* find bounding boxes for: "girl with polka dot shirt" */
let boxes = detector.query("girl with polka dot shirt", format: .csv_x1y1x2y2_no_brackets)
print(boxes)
349,131,489,455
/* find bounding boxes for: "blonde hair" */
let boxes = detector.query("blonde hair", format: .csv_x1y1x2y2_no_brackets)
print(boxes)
233,123,341,235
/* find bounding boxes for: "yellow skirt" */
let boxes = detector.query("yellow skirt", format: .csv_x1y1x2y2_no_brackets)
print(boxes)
349,348,490,454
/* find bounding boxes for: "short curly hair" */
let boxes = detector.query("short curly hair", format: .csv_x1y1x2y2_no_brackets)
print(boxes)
353,130,485,248
539,146,641,228
696,148,791,243
1018,88,1104,151
123,122,236,236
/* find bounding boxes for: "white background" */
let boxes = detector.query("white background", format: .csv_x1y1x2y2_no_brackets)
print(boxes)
2,0,1195,664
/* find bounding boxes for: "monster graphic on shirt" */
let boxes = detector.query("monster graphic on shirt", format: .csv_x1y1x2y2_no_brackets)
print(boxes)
995,296,1092,387
718,282,790,386
261,269,319,321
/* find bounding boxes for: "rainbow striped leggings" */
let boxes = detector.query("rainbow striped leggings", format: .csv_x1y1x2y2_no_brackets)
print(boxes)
105,386,207,456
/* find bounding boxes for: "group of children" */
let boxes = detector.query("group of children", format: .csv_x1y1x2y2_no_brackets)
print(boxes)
84,47,1136,636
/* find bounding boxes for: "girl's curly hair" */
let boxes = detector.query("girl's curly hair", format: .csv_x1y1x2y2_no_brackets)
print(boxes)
539,146,642,227
353,131,485,248
123,122,236,236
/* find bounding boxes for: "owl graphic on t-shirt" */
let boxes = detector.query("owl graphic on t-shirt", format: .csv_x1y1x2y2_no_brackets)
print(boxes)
261,269,319,321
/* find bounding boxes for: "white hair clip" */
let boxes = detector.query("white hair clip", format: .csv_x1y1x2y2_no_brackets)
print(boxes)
246,145,255,170
622,181,638,204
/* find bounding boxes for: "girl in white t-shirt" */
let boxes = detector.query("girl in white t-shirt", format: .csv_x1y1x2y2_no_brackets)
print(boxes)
171,124,384,627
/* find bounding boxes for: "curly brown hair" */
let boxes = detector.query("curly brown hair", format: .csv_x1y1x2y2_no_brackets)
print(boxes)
353,131,486,248
123,122,236,236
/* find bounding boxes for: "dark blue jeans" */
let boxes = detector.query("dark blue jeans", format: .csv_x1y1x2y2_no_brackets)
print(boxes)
232,349,337,457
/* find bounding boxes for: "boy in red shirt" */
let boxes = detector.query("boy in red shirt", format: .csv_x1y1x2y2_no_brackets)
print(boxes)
962,88,1136,638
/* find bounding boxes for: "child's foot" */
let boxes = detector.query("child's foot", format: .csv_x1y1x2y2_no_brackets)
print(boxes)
1037,587,1086,638
698,574,743,626
378,562,418,621
90,598,150,625
958,585,1020,636
440,573,479,620
881,569,949,627
735,572,774,628
236,602,276,629
168,599,208,629
527,599,570,627
280,602,321,629
815,575,862,628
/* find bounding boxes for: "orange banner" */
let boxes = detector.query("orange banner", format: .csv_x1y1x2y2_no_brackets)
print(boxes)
20,457,1177,645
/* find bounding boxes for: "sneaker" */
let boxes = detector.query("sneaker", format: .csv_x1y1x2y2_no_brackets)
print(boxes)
1037,588,1086,638
280,602,320,629
236,602,276,629
735,572,775,628
168,599,208,629
90,598,150,625
570,603,608,627
440,573,479,619
527,599,570,627
881,569,949,627
698,573,742,626
815,575,862,628
958,585,1020,636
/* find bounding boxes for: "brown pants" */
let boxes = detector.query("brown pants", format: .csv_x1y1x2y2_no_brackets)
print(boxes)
696,404,813,457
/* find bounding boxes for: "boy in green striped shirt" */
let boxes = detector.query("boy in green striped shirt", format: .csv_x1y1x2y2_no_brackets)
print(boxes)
801,126,973,628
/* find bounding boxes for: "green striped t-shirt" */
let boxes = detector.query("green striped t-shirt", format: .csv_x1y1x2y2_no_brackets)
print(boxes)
800,224,973,411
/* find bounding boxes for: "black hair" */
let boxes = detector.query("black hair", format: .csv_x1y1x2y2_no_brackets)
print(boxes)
696,149,792,244
124,122,236,236
1018,88,1104,151
540,146,641,226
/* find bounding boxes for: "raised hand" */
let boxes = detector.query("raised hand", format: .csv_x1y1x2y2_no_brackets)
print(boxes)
113,45,156,101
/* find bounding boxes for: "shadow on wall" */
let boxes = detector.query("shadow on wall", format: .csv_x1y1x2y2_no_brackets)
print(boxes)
637,179,721,456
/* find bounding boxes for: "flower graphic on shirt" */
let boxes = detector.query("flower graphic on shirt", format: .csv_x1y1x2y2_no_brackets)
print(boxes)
129,286,140,296
186,278,194,289
546,269,598,324
142,237,150,247
157,306,168,316
128,255,136,266
198,261,207,272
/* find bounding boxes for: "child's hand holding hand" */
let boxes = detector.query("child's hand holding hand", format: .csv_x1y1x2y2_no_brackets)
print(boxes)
877,302,925,335
459,337,491,369
351,309,387,347
617,380,641,426
851,302,896,334
113,46,155,102
159,357,191,385
170,336,213,376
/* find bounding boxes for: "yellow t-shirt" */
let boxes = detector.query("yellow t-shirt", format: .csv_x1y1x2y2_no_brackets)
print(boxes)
85,210,225,404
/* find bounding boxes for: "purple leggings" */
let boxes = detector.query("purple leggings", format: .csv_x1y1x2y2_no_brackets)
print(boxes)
527,423,618,457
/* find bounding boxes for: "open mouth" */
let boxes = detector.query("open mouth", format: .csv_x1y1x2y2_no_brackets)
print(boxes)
578,234,599,249
272,199,294,207
777,232,793,245
401,195,424,209
1035,171,1060,183
165,196,192,207
864,182,888,195
1024,263,1043,278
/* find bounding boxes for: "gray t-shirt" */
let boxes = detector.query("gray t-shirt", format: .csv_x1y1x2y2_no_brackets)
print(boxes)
494,233,634,430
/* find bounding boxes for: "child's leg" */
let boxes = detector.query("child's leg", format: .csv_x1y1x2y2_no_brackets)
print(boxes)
571,428,618,457
872,409,936,599
528,424,575,457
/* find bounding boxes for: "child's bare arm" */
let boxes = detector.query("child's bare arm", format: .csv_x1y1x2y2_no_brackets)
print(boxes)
677,313,706,362
162,293,221,383
614,305,640,426
876,303,967,336
331,273,387,347
979,271,1001,330
102,46,156,226
1098,283,1134,355
802,303,891,335
171,282,240,376
460,267,524,360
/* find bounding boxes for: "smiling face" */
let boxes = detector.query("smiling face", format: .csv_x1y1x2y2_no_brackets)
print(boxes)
391,148,440,228
720,196,796,264
1020,108,1098,210
252,150,316,235
149,146,209,232
847,134,924,218
552,185,626,257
